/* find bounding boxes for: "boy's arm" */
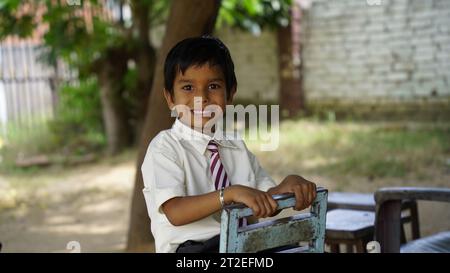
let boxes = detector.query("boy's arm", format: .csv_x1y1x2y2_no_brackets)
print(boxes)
161,190,222,226
162,184,278,226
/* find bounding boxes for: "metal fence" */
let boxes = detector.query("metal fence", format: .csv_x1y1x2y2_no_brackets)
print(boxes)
0,0,128,142
0,37,76,140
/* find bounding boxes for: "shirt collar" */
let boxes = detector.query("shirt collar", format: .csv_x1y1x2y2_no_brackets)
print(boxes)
171,118,239,155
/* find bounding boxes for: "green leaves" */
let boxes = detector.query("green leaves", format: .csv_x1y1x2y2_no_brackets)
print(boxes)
40,1,121,68
0,0,169,69
37,76,107,156
217,0,292,35
0,0,36,39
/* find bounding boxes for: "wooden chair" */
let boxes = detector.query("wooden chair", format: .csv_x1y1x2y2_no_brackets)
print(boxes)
328,192,420,243
325,192,420,253
375,187,450,253
219,188,328,253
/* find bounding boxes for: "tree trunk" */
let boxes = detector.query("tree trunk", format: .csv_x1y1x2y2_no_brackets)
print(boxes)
130,0,156,141
97,49,132,155
126,0,222,252
133,45,156,141
277,2,304,119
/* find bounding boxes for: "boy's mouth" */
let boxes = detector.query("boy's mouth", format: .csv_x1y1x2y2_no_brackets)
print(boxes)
191,109,213,117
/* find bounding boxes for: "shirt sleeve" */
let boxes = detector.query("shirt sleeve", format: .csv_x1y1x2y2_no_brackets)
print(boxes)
248,150,277,192
141,147,186,215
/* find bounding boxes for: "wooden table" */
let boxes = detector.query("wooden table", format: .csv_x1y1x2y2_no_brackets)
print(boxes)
325,209,375,253
327,192,420,243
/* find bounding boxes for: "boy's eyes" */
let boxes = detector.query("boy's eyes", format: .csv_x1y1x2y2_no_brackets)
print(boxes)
209,83,221,89
181,84,222,91
182,85,193,91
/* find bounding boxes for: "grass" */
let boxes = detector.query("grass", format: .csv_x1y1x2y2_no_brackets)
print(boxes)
245,119,450,180
1,120,53,172
0,118,106,175
2,117,449,182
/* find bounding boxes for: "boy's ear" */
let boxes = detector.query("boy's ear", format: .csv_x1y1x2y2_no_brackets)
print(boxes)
163,88,175,110
227,86,237,104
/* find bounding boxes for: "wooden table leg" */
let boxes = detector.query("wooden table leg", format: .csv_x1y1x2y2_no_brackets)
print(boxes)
346,244,354,253
410,202,420,240
330,243,340,253
356,240,366,253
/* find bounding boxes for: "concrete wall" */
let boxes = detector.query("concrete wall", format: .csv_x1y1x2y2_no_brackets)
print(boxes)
150,0,450,118
150,25,280,104
301,0,450,114
217,28,279,103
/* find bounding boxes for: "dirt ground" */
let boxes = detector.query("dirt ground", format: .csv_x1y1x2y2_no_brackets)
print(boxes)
0,156,147,253
0,154,449,253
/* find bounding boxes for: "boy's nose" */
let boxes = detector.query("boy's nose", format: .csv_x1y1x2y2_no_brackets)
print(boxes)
193,95,209,108
197,89,210,104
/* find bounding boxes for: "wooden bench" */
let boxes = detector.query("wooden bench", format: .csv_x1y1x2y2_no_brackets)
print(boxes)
375,187,450,253
219,188,328,253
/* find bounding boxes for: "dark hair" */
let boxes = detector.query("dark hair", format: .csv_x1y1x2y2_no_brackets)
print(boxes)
163,36,237,99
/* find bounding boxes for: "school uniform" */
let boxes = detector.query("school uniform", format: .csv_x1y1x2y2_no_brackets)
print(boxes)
141,118,276,253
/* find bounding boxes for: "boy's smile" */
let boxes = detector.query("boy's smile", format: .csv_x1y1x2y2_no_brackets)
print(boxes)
164,64,236,133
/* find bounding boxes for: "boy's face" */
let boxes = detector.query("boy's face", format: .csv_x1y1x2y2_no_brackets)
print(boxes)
164,64,236,132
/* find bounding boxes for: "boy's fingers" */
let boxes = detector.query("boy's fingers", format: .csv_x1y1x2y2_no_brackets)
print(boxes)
263,196,272,217
310,184,317,204
263,194,276,217
293,189,300,210
300,184,310,209
266,193,278,211
251,201,261,218
259,195,269,217
260,197,269,217
302,185,310,209
252,203,260,218
306,184,314,206
293,187,305,210
256,197,266,218
304,185,312,206
307,189,314,206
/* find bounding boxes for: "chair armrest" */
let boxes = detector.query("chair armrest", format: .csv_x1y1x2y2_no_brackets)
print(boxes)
222,187,328,217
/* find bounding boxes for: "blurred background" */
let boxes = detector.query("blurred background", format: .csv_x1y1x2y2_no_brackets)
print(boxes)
0,0,449,252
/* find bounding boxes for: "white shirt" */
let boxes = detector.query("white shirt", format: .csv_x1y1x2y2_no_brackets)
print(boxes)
141,118,277,253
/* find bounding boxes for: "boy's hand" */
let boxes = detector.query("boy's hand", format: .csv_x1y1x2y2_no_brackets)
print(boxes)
225,185,278,218
268,175,317,211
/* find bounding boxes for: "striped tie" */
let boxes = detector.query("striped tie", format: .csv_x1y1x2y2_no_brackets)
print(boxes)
207,140,230,190
207,140,247,227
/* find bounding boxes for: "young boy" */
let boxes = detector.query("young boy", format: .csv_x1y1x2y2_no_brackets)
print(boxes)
141,36,317,253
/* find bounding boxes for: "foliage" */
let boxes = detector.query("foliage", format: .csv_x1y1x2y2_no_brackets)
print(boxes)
0,0,169,69
217,0,292,35
49,77,104,153
0,0,170,157
0,0,34,38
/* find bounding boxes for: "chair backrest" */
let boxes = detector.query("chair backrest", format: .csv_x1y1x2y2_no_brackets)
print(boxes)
219,188,328,253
